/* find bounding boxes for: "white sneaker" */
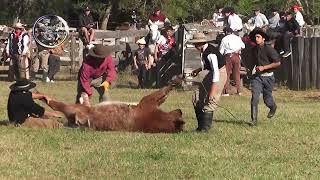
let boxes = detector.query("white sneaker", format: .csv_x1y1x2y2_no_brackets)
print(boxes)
50,80,55,83
222,93,230,97
282,51,292,58
46,77,50,83
86,44,94,49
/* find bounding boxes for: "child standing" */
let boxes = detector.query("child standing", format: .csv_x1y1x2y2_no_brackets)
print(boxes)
133,38,152,88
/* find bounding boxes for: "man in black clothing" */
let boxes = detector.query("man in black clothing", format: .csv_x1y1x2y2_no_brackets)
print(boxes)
249,29,281,126
79,6,95,45
7,79,62,128
280,11,300,58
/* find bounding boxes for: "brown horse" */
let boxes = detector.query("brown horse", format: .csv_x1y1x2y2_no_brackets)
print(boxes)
45,76,185,133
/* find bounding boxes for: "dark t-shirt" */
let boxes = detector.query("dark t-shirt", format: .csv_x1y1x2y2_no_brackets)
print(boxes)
79,13,94,28
134,47,151,65
7,91,45,124
253,44,280,73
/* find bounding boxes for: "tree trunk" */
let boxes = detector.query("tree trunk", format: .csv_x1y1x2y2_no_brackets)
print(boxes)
100,3,113,30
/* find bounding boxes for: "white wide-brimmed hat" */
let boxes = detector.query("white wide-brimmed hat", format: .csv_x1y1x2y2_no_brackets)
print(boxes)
14,22,25,29
188,32,215,43
136,38,146,45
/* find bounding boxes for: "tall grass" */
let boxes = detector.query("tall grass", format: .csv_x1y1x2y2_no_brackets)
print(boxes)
0,80,319,179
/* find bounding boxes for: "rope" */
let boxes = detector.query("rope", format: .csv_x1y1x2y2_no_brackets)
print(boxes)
198,81,249,125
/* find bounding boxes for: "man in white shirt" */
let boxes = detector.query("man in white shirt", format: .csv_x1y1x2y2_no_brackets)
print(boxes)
189,33,227,132
219,27,245,96
268,7,280,29
248,7,269,28
292,4,305,27
222,7,243,35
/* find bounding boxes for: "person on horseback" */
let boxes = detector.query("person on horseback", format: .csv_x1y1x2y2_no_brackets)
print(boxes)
148,7,171,29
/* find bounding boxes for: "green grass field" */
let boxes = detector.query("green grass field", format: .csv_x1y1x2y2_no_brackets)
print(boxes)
0,78,319,179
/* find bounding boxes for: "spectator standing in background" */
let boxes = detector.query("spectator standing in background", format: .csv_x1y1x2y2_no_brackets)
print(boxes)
6,22,30,81
219,27,245,96
148,7,171,28
212,6,224,27
133,38,153,88
222,7,243,35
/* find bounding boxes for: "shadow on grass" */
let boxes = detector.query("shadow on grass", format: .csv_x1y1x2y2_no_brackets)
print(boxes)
0,120,10,126
304,96,320,101
214,119,251,126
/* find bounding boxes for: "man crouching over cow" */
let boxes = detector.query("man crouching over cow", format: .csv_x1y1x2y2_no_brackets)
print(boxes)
7,79,62,128
43,76,185,133
76,44,116,106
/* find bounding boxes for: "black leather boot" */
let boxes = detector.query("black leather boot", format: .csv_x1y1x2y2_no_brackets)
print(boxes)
267,104,277,118
193,106,203,131
202,111,213,132
250,104,258,126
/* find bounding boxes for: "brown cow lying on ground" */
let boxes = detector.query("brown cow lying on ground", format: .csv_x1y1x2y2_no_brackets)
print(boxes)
44,76,185,133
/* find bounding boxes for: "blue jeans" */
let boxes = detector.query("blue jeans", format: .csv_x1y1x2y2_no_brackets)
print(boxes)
251,75,276,108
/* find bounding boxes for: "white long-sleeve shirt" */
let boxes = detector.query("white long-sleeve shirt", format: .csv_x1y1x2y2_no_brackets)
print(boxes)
219,34,245,55
249,13,269,28
295,11,305,27
228,14,243,31
202,44,220,82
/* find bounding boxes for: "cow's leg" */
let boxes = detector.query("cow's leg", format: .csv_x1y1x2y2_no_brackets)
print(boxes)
47,100,90,126
138,75,183,108
138,85,172,109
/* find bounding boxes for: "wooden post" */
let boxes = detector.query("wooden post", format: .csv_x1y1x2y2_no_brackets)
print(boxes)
290,37,300,90
70,34,77,79
311,37,318,88
317,37,320,89
297,36,304,90
302,38,310,90
78,39,84,67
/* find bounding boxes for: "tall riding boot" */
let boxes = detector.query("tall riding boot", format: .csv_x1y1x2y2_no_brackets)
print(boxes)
193,106,203,131
250,104,258,126
201,111,213,132
42,71,48,82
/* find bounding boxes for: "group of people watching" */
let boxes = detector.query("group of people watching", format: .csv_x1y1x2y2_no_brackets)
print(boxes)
133,7,175,88
3,22,63,83
213,5,305,58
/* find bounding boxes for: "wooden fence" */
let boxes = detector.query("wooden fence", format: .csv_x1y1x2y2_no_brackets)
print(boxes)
276,37,320,91
279,36,320,90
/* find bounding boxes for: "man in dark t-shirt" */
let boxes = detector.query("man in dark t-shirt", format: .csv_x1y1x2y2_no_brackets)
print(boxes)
79,6,95,45
249,28,281,126
7,79,62,128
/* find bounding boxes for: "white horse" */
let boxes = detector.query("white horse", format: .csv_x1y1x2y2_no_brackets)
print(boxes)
145,24,162,66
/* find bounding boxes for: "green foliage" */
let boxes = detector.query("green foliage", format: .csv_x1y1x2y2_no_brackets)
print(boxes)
0,0,319,27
